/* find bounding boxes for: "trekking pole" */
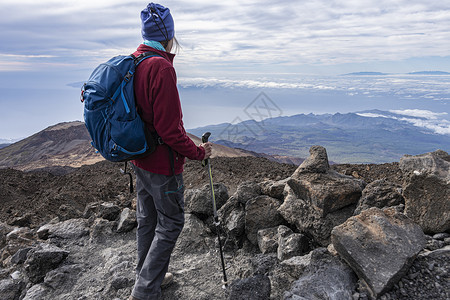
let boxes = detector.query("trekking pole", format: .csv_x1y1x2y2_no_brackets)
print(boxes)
202,132,228,289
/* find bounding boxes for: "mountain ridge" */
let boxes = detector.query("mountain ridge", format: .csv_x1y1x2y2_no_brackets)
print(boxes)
189,110,449,164
0,121,302,173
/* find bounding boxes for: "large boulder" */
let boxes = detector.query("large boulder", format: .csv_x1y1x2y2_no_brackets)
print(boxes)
260,178,289,200
37,218,89,240
278,146,365,246
43,264,83,290
116,208,137,233
277,225,309,261
232,181,262,204
278,182,355,246
245,196,285,245
257,227,278,254
227,274,271,300
217,196,246,249
24,243,69,283
399,150,450,233
287,174,364,217
331,207,426,298
284,248,357,300
289,146,365,216
89,218,115,243
174,213,213,253
184,183,229,218
83,202,121,221
2,227,35,265
0,279,24,300
268,252,312,300
22,284,50,300
293,145,330,175
354,179,404,215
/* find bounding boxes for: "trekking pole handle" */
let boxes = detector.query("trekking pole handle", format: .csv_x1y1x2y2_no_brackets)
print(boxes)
201,132,211,167
202,132,211,143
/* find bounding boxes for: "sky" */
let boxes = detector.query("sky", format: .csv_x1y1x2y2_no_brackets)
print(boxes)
0,0,449,139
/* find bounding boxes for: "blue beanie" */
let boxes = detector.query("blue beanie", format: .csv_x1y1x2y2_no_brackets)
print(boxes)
141,3,174,42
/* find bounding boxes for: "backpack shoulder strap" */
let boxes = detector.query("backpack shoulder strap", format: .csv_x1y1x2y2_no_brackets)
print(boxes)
131,51,164,66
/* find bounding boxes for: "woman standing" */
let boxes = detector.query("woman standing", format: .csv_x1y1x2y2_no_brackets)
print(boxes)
129,3,212,300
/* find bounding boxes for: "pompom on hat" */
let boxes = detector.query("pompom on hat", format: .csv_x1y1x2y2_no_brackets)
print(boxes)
141,3,174,42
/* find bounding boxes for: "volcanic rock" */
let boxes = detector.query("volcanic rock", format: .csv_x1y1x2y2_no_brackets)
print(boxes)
400,150,450,233
277,225,309,261
331,207,426,297
232,181,262,204
0,278,24,300
293,145,330,175
217,195,246,249
278,182,355,246
284,248,357,300
289,146,365,216
227,274,271,300
43,264,83,290
89,218,116,243
0,222,14,249
257,227,278,254
260,178,289,200
280,252,312,279
184,183,229,217
82,202,121,221
381,246,450,300
245,196,285,245
354,179,404,215
22,283,49,300
286,174,364,217
116,208,137,233
37,218,89,240
10,247,31,265
174,213,213,253
2,227,35,265
24,243,69,284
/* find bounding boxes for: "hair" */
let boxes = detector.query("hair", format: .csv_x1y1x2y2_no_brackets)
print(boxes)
172,37,181,54
160,36,181,54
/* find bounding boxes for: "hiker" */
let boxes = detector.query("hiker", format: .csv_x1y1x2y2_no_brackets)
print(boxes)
128,3,212,300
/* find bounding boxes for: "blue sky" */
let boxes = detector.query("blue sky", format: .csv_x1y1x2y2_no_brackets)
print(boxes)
0,0,449,139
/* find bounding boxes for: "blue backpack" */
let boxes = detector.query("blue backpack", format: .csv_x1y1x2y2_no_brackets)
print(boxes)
81,51,162,162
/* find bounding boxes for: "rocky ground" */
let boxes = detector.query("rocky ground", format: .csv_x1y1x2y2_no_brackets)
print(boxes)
0,157,403,229
0,151,449,300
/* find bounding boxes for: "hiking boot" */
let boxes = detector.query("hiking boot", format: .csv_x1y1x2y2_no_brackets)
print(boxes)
161,272,173,288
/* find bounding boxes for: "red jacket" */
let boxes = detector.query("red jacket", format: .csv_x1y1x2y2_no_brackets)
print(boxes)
131,44,205,175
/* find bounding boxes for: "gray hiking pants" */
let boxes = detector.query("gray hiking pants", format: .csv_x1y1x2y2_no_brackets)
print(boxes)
131,165,184,300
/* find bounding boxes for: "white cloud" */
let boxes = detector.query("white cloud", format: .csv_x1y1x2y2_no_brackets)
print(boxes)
398,117,450,135
1,0,450,74
356,113,390,118
357,109,450,135
389,109,448,119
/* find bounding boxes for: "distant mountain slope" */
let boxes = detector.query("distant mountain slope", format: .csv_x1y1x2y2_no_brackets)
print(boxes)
0,121,299,172
0,122,103,172
189,111,450,164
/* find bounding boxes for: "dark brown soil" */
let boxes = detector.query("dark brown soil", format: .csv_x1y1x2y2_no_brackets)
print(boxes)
331,162,404,185
0,157,401,229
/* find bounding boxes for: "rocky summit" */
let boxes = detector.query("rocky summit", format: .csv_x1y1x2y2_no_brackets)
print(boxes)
0,149,449,300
